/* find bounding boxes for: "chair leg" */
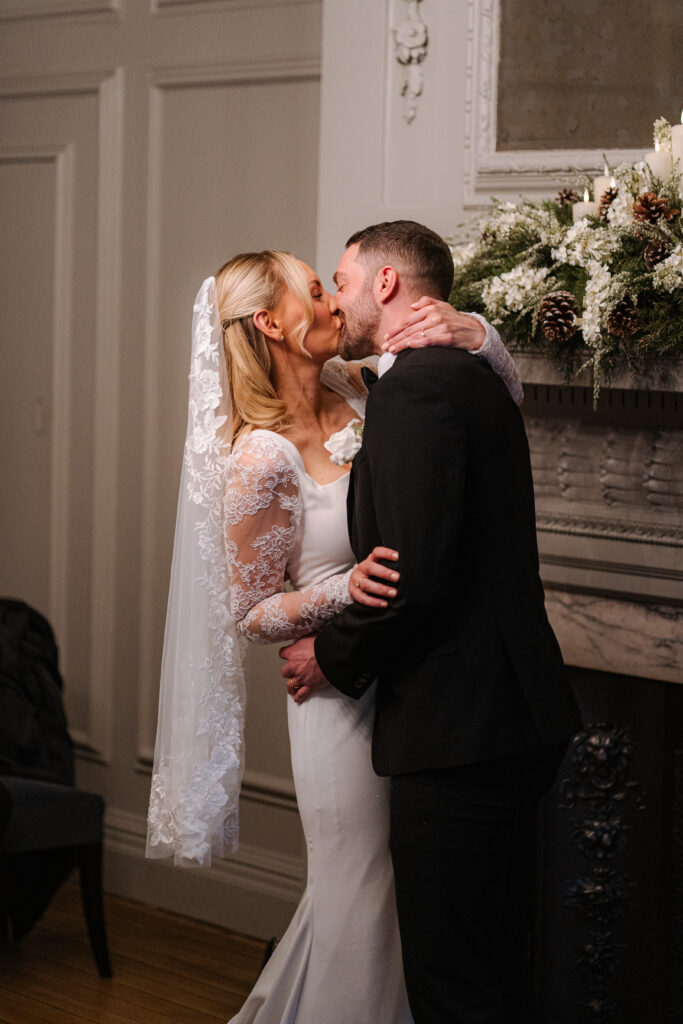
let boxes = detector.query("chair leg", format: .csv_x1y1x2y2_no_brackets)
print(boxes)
77,843,112,978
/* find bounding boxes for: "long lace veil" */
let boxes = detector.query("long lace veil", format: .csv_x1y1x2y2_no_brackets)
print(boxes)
146,276,246,867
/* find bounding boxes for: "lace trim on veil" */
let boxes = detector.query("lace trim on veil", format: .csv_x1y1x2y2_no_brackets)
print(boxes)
146,278,247,868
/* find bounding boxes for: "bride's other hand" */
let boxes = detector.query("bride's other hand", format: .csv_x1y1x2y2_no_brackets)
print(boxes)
350,547,400,608
382,297,485,354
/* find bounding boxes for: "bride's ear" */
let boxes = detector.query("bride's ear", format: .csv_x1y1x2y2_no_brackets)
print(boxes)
253,308,284,342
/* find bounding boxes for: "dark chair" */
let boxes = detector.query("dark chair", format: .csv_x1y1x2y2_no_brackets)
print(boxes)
0,599,112,977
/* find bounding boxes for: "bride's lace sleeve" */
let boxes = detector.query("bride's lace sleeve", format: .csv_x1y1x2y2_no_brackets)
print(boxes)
226,434,353,645
466,313,524,406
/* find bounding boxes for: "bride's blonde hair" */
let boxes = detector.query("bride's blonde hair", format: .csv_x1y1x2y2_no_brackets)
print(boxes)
215,251,314,442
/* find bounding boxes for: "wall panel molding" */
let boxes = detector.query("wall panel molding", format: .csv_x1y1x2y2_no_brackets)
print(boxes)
151,0,314,13
85,66,125,764
0,0,118,21
149,56,321,89
136,58,321,767
0,68,124,764
0,142,74,705
0,70,117,100
462,0,643,206
105,806,304,903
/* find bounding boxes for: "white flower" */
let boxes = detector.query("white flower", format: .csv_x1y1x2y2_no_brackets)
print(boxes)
613,162,645,197
605,189,634,229
653,117,672,150
482,264,551,319
324,419,363,465
580,261,613,347
538,216,566,249
652,244,683,293
551,219,617,267
479,202,552,244
450,242,477,268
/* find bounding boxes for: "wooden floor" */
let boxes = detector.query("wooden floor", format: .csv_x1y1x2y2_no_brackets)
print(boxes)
0,884,268,1024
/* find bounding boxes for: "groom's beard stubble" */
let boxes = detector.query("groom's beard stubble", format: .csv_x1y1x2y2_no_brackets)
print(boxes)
338,286,382,361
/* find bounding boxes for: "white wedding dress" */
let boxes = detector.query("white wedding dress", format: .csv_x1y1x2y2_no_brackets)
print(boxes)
226,358,410,1024
225,340,521,1024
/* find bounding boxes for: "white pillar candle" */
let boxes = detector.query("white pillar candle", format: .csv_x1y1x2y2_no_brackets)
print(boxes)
644,140,673,182
573,188,599,222
593,164,611,202
671,110,683,197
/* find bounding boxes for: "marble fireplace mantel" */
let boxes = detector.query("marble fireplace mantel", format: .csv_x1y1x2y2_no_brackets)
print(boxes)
516,354,683,687
515,352,683,393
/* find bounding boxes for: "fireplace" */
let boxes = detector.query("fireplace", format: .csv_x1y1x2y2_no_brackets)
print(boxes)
536,668,682,1023
516,358,682,1023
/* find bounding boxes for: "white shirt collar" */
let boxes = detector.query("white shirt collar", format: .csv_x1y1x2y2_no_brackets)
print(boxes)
377,351,397,378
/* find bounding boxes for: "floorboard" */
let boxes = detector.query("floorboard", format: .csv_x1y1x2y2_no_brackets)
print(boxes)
0,884,268,1024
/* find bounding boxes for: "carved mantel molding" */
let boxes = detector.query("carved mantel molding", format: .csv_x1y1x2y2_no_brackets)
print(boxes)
515,352,683,393
518,354,683,685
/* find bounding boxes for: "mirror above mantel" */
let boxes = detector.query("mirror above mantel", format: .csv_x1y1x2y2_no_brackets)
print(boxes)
464,0,683,206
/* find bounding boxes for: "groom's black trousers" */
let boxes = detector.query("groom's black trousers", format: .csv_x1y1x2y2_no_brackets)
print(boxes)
389,742,566,1024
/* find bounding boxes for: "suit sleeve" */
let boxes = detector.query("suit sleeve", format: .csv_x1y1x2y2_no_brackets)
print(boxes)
315,366,468,697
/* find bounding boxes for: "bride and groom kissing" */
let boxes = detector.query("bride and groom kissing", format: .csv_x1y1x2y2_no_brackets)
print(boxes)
147,219,582,1024
279,221,581,1023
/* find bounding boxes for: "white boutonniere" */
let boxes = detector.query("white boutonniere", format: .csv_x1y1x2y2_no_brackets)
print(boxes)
324,419,363,466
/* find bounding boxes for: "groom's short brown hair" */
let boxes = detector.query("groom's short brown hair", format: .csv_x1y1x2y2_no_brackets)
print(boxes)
346,220,454,301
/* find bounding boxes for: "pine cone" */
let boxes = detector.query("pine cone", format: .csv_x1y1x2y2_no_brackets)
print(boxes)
607,300,638,338
598,186,618,222
633,191,678,223
556,188,579,206
644,239,670,269
539,291,579,342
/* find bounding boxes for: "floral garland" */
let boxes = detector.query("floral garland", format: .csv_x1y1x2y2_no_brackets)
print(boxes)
449,118,683,402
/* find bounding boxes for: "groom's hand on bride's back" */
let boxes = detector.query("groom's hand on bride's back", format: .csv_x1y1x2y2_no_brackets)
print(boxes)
280,637,329,705
382,296,486,354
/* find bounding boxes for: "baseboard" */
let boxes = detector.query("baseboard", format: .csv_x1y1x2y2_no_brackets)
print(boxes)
102,806,305,940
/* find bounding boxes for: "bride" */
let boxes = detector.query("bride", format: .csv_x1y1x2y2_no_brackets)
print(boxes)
146,249,522,1023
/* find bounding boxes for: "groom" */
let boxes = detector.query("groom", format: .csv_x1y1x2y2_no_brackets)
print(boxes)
281,221,582,1023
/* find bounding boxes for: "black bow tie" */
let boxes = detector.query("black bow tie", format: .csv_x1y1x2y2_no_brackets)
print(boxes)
361,366,378,389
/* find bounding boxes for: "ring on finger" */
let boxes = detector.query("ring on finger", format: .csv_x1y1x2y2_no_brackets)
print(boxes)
420,330,425,338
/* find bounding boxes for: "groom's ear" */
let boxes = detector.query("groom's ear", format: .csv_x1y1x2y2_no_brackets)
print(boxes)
374,265,400,305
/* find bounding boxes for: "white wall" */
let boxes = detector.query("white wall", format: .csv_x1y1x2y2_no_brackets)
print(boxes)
0,0,322,938
0,0,508,943
3,0,642,941
316,0,473,285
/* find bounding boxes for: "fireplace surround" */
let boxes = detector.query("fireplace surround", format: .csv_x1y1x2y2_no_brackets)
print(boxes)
519,358,682,1022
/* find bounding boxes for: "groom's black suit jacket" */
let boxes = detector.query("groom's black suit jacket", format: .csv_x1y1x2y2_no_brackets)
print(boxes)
315,347,581,777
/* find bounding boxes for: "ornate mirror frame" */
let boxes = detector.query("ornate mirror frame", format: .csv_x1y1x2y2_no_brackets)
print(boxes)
462,0,645,207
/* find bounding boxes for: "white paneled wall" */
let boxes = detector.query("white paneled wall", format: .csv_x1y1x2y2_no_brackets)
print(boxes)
316,0,474,284
0,0,512,940
0,0,321,938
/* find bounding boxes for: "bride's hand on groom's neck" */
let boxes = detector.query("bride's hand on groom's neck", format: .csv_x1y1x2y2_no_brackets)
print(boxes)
382,296,485,355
